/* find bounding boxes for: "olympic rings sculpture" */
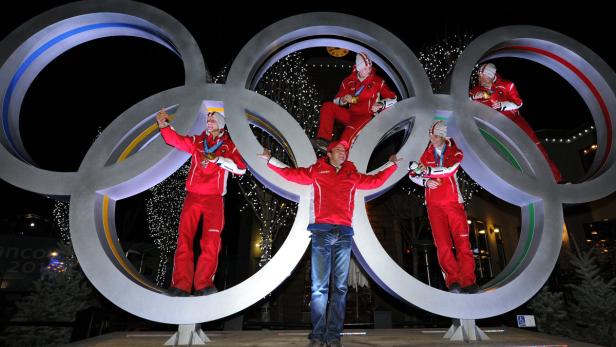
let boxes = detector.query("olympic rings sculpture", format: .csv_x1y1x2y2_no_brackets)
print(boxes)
1,0,615,324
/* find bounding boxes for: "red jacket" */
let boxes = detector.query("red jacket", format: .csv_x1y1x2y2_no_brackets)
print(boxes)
335,68,397,116
410,139,464,205
268,157,397,227
160,126,246,196
469,74,523,119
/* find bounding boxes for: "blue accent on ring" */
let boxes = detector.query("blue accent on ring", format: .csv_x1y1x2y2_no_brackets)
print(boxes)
2,22,179,161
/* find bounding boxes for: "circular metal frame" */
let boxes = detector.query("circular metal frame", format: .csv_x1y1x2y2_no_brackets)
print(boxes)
1,2,616,322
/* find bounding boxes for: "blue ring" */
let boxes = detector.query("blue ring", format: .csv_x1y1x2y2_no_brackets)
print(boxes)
2,22,178,160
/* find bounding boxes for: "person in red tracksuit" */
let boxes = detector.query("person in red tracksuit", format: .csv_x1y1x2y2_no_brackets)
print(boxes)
311,52,397,151
156,109,246,297
408,120,478,294
259,140,399,347
470,63,562,182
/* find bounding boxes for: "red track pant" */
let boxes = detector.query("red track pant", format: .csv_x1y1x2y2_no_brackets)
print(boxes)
316,102,372,144
427,202,476,288
506,113,562,182
171,192,224,292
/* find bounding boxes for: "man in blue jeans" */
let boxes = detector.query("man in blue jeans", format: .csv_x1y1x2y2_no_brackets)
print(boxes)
259,140,399,347
308,225,354,347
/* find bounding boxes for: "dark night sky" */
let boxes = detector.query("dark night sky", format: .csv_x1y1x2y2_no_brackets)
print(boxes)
2,1,615,220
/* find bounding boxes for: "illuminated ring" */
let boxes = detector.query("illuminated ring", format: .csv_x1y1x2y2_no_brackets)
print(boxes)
73,83,327,324
450,26,616,203
351,27,616,318
225,12,432,202
222,14,559,319
2,3,616,322
0,1,232,324
0,0,206,196
0,2,334,324
353,95,564,318
225,19,616,319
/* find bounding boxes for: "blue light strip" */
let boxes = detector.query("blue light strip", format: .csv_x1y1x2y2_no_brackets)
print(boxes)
2,22,179,160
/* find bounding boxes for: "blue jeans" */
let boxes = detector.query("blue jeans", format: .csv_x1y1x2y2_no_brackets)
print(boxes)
307,224,353,343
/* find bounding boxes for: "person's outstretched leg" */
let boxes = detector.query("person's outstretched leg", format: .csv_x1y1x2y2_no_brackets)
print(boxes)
446,203,476,289
316,102,351,141
428,205,460,289
325,230,353,345
339,114,371,145
511,114,562,182
308,230,333,344
194,196,224,292
171,195,202,293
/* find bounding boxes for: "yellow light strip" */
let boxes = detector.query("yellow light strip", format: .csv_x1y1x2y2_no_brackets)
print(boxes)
207,107,224,113
102,195,160,291
102,115,182,292
117,115,176,163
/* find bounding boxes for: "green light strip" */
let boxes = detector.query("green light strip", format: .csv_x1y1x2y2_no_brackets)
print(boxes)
478,127,535,285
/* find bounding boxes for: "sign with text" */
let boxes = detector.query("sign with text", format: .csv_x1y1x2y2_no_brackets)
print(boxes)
517,315,536,328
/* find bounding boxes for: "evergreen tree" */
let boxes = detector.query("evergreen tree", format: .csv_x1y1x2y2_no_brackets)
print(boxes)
566,250,616,346
1,242,97,347
217,52,321,269
418,33,473,93
528,285,570,336
530,250,616,346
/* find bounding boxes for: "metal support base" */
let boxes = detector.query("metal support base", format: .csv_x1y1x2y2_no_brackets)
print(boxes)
164,324,210,346
443,319,490,342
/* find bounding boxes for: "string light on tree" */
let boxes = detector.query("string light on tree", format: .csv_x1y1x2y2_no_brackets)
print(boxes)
223,52,321,268
52,200,71,244
145,162,189,286
418,33,473,92
51,128,103,246
50,129,105,271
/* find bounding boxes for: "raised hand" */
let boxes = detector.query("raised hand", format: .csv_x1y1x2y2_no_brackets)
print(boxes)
257,148,272,161
156,108,170,127
389,153,402,164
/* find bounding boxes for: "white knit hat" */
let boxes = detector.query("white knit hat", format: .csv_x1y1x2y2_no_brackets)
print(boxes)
478,63,497,80
208,111,225,130
355,52,372,70
429,120,447,138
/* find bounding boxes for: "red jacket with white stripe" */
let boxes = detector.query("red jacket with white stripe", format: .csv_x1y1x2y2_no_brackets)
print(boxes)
334,69,397,116
160,126,246,196
469,74,523,119
409,139,464,205
268,157,397,227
